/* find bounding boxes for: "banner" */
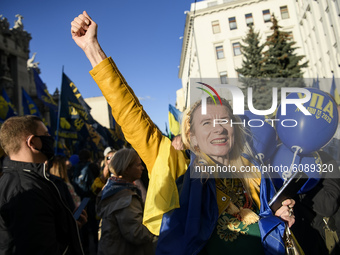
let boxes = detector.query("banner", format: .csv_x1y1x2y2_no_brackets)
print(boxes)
60,73,95,124
21,87,51,131
58,72,94,140
33,69,58,111
22,87,41,117
0,88,17,122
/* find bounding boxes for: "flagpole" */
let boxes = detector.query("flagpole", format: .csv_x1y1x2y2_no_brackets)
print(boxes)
55,66,64,154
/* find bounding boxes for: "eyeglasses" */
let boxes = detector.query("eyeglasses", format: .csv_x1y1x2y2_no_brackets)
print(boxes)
106,156,112,161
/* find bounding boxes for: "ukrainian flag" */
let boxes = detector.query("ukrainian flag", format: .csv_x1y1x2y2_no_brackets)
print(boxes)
22,87,41,117
168,104,182,136
331,75,340,105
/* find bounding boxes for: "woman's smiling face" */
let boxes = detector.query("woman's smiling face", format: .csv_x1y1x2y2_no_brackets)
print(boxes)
191,104,234,161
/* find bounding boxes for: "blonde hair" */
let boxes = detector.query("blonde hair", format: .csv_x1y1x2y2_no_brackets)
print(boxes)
181,96,260,194
109,148,139,177
49,155,70,183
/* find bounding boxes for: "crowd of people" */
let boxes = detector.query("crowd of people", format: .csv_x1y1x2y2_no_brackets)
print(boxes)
0,115,150,255
0,10,339,255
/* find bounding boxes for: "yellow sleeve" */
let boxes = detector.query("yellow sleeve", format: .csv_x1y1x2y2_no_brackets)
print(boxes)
90,58,189,235
90,57,162,172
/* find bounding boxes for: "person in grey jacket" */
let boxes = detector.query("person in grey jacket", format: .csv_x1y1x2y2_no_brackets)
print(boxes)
96,148,155,255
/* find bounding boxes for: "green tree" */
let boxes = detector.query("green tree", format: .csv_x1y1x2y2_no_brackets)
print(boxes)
254,15,308,110
235,26,269,110
236,16,308,111
262,15,308,78
236,26,265,78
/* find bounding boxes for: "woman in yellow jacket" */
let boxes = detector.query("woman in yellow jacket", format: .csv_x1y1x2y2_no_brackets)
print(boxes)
70,11,296,255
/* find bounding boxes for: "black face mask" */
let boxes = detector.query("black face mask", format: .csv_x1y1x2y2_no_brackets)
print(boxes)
35,135,55,160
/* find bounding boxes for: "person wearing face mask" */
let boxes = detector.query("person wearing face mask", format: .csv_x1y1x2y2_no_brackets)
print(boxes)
0,115,86,254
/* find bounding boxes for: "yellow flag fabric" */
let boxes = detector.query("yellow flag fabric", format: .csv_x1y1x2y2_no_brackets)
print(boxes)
168,104,182,136
168,112,181,136
143,136,189,235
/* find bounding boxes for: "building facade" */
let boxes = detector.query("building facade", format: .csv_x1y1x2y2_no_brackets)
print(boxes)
295,0,340,78
0,14,114,136
177,0,340,110
0,14,52,120
84,96,114,129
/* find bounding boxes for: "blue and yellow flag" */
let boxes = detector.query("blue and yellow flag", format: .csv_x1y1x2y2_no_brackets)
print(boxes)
58,72,94,140
60,73,95,123
33,69,58,111
22,87,50,129
22,87,41,117
312,76,320,89
0,88,17,122
331,75,340,105
168,104,182,136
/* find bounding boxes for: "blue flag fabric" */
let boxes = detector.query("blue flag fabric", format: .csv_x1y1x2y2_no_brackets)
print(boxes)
330,75,340,105
258,172,285,255
61,73,94,124
33,69,58,111
58,72,95,140
58,72,122,154
0,88,17,122
22,87,41,117
312,76,320,89
60,73,95,122
156,154,219,255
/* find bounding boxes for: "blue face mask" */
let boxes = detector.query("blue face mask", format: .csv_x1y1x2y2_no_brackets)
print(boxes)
35,135,55,160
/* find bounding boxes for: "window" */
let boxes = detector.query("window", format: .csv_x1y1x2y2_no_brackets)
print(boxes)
263,9,271,23
216,46,225,59
212,20,221,34
229,17,237,30
233,42,242,56
237,72,244,81
280,6,290,19
245,13,254,26
220,72,228,84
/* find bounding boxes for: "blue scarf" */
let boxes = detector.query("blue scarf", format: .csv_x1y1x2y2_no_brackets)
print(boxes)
101,177,141,200
258,173,285,255
156,165,219,255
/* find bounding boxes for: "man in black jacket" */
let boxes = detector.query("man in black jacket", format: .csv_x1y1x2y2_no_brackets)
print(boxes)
0,115,86,254
292,151,340,254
